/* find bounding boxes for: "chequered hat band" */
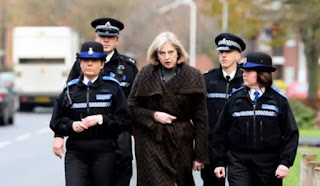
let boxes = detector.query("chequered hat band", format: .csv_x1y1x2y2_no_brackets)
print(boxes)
218,39,242,51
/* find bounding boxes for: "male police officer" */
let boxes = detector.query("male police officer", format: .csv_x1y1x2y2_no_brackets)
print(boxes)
53,18,138,186
201,33,246,186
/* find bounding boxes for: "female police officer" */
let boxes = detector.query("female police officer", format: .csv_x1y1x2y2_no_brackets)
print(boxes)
50,41,131,186
212,52,299,186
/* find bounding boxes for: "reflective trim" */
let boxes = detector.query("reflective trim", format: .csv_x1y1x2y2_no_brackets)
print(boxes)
232,110,277,117
262,104,279,112
218,38,242,51
71,101,111,109
64,78,79,89
96,94,112,100
207,93,229,98
120,82,130,87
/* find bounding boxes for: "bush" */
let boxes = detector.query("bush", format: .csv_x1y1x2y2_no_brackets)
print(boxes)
289,100,316,129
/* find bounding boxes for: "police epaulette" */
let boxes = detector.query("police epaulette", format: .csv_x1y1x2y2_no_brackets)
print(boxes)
204,68,215,74
64,78,79,89
272,86,288,100
120,55,136,64
102,76,120,85
231,86,244,95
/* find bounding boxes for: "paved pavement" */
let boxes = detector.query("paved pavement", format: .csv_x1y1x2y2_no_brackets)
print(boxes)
299,136,320,146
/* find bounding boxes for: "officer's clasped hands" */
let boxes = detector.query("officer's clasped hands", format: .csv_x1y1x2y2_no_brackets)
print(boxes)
72,114,102,132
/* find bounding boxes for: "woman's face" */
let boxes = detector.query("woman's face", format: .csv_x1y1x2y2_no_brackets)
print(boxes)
80,58,104,80
243,69,259,89
157,43,178,69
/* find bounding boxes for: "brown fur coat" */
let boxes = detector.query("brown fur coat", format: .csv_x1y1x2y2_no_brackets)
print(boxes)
128,63,208,186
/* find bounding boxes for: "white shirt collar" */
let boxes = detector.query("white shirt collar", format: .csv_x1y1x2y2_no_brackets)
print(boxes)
83,76,98,86
106,50,115,63
249,87,265,101
222,69,236,81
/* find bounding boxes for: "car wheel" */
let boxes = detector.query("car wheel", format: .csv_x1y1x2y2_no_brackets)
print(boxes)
0,115,8,126
19,104,34,112
8,115,14,124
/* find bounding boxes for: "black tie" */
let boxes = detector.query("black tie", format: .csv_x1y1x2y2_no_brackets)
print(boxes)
226,75,230,82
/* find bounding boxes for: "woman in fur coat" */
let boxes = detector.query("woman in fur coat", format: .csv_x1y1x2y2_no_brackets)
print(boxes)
128,32,208,186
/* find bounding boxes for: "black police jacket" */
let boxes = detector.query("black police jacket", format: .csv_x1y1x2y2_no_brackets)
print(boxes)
67,49,138,98
212,86,299,168
50,74,131,140
204,67,243,158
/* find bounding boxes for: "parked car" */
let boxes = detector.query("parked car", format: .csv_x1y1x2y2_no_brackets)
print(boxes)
286,81,320,99
0,72,17,125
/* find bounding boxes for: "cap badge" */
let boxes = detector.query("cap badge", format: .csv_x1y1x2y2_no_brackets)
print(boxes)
88,47,94,55
240,57,247,64
105,22,111,29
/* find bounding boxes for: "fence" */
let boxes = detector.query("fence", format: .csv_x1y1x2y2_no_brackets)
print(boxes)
301,154,320,186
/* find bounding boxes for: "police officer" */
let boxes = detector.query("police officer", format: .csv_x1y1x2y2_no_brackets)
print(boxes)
202,33,246,186
50,41,131,186
212,52,299,186
53,18,138,186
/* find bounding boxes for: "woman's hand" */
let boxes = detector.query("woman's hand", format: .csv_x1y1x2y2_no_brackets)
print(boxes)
193,160,204,171
153,111,176,124
214,167,226,178
275,164,289,178
72,121,88,132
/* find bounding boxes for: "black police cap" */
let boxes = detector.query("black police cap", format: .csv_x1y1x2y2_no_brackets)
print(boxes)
215,33,246,52
242,52,276,72
91,18,124,37
77,41,105,60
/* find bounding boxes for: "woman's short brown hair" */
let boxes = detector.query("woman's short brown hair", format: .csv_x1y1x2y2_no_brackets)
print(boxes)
257,71,273,88
146,32,189,65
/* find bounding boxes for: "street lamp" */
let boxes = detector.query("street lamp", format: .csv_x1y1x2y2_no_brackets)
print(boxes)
159,0,197,67
219,0,228,32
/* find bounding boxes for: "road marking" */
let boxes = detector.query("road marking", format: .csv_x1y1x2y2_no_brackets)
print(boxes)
15,133,31,141
35,128,51,135
0,141,12,148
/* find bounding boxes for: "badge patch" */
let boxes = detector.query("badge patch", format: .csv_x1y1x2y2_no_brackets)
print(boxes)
262,104,279,112
88,47,94,55
96,94,112,100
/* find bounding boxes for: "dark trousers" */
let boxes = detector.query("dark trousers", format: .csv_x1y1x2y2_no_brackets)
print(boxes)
65,142,116,186
113,132,133,186
201,164,225,186
227,151,282,186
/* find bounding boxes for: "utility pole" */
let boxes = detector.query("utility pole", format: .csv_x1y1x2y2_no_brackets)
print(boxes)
0,0,7,70
220,0,228,32
159,0,197,67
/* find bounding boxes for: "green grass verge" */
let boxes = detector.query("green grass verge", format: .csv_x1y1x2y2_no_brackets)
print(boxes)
299,129,320,137
284,146,320,186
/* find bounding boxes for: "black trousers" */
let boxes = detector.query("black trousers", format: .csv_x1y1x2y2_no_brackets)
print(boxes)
201,164,225,186
65,140,116,186
227,151,282,186
113,132,133,186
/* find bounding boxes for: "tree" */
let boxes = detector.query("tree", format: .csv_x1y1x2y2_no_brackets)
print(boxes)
203,0,320,100
280,0,320,100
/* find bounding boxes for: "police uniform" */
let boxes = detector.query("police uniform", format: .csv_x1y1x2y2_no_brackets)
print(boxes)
201,33,245,186
212,52,299,186
66,18,137,186
50,42,131,186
